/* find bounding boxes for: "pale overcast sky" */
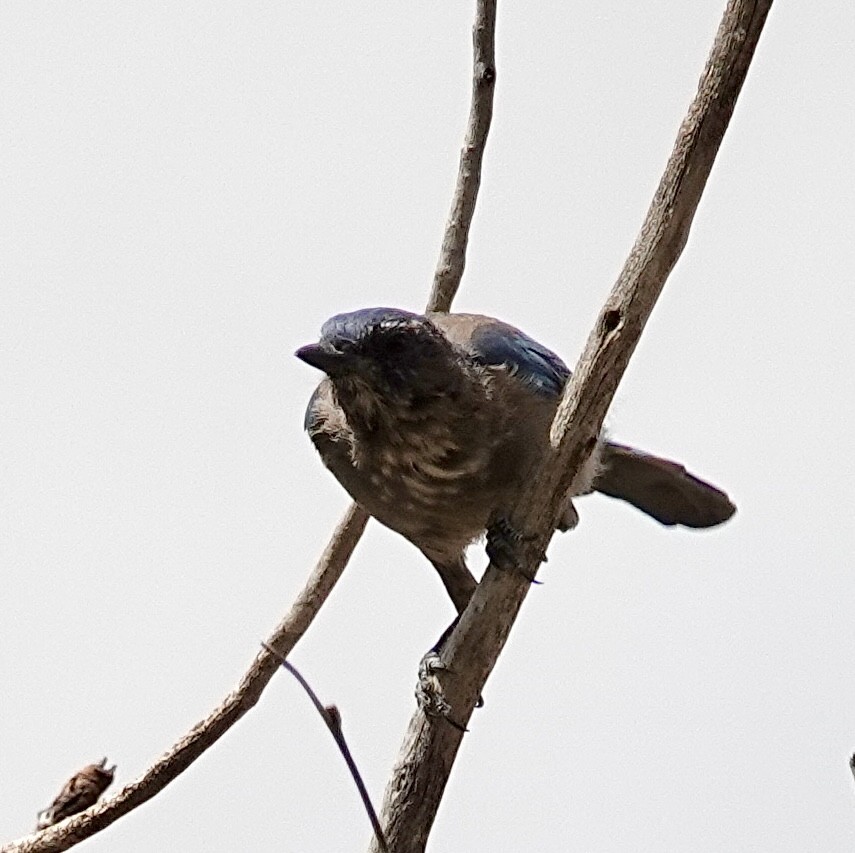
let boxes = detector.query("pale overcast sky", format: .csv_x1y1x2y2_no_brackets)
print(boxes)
2,2,854,851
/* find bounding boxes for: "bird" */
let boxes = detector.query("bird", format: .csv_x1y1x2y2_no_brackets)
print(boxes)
36,758,116,830
297,307,735,613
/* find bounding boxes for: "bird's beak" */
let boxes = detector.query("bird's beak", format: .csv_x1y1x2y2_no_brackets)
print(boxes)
295,343,350,375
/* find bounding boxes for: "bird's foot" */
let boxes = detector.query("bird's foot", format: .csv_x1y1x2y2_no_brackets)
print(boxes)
415,652,468,732
426,617,486,710
486,517,544,581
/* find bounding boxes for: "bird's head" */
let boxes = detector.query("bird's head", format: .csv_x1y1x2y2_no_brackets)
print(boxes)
297,308,464,423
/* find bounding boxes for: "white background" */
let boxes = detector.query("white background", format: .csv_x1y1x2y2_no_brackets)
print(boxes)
2,2,854,850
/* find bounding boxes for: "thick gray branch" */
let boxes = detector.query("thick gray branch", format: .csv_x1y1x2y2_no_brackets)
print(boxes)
371,2,773,850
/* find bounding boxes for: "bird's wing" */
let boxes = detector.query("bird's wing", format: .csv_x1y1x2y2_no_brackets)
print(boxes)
429,313,570,397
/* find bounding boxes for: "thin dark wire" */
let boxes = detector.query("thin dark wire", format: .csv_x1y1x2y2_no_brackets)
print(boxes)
262,643,389,853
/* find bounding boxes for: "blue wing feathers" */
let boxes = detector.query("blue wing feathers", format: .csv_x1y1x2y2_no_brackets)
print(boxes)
468,322,570,397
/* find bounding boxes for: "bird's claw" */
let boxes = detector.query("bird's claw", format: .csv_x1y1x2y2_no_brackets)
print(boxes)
415,652,467,732
486,518,543,581
416,652,451,717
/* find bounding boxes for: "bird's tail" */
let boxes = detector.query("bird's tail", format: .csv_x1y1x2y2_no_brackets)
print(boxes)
593,442,735,528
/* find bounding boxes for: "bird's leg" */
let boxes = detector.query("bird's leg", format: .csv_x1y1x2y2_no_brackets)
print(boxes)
428,554,478,614
431,611,462,651
415,526,544,722
415,557,484,724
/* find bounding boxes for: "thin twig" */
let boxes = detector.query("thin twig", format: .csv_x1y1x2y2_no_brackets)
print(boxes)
370,2,774,851
428,0,497,312
262,644,389,853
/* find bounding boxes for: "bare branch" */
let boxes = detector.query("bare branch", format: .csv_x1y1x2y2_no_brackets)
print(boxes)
428,0,497,312
3,505,368,853
371,2,774,850
4,0,503,847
